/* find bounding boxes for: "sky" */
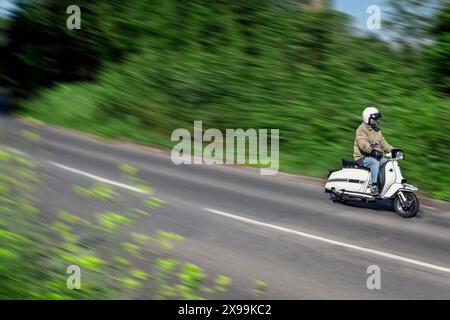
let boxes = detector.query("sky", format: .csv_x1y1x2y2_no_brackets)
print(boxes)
0,0,15,17
335,0,385,30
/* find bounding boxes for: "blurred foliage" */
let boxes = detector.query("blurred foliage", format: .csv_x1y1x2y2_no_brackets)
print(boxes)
0,17,9,85
384,0,442,45
426,2,450,95
0,131,235,298
3,1,450,200
253,280,268,297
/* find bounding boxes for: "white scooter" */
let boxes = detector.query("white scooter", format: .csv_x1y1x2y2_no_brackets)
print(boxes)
325,149,419,218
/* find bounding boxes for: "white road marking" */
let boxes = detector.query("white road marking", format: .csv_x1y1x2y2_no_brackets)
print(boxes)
47,161,147,194
204,208,450,273
0,145,30,157
0,146,145,194
3,144,448,273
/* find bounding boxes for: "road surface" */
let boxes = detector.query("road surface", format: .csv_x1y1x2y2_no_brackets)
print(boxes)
1,116,450,299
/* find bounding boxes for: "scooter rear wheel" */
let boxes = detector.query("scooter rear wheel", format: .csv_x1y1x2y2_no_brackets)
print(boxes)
330,188,347,204
394,192,419,218
330,188,340,202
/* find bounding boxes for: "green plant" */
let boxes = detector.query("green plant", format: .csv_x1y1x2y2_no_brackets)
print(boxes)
0,143,237,299
15,1,450,200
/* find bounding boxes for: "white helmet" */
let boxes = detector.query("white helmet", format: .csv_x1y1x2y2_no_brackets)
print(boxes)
362,106,381,124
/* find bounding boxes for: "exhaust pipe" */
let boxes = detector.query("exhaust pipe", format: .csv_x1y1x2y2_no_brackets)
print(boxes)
339,190,375,199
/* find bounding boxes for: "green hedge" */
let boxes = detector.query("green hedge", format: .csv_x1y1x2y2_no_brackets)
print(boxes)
17,3,450,201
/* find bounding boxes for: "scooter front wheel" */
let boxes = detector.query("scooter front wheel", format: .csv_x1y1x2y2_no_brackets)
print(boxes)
394,192,419,218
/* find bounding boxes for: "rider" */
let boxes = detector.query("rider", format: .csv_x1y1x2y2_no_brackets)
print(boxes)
354,107,393,195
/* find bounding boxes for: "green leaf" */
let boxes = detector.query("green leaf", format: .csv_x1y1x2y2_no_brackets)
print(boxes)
58,210,82,224
156,230,183,241
121,242,140,255
121,277,141,288
178,263,205,289
62,243,80,254
72,186,92,198
71,255,105,271
130,232,150,244
97,212,132,231
18,203,39,215
0,248,18,259
118,164,138,176
113,256,130,267
156,258,177,271
137,183,153,195
52,221,72,234
15,156,35,168
21,130,41,142
130,268,150,280
253,280,267,297
145,197,166,208
0,183,9,195
214,275,231,287
90,183,115,201
0,150,11,161
0,229,28,243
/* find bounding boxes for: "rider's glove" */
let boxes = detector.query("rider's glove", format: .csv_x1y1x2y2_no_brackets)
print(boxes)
371,149,383,160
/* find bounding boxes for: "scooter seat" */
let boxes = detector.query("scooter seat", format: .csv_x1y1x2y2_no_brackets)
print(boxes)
342,159,358,167
341,159,370,171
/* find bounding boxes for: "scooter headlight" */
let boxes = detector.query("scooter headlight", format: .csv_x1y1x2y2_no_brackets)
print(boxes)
397,151,404,160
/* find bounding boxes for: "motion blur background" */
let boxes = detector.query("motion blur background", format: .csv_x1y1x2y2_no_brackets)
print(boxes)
0,0,449,199
0,0,449,300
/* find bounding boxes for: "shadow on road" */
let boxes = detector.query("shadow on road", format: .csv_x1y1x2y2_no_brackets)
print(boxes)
340,199,425,218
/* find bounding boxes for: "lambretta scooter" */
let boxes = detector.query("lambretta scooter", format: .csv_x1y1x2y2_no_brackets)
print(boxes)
325,149,419,218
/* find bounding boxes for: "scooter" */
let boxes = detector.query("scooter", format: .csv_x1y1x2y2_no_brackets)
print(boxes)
325,149,419,218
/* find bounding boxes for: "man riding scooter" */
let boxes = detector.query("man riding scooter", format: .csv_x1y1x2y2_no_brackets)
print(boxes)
354,107,393,195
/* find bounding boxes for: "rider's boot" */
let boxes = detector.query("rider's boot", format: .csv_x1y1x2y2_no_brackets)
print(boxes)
370,184,379,196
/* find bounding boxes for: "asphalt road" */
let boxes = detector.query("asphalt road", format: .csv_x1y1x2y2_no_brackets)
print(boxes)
1,115,450,299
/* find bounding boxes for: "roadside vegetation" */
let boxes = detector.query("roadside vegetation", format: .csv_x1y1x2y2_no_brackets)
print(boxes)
2,1,449,200
0,127,245,299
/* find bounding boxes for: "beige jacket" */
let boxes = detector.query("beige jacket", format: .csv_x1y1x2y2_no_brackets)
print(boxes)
354,122,392,160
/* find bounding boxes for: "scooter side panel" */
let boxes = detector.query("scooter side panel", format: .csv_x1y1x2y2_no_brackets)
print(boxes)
326,169,370,193
380,161,406,197
381,161,396,196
